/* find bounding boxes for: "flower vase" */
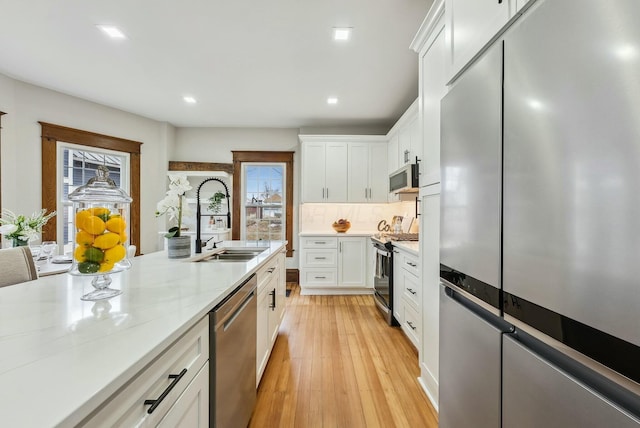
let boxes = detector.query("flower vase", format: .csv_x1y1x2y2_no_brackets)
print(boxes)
167,235,191,259
12,238,28,247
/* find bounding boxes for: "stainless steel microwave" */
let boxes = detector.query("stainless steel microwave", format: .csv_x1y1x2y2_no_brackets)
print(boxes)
389,163,419,193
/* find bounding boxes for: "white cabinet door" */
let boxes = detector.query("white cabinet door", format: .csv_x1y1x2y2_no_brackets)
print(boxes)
157,362,209,428
419,184,441,403
256,284,270,384
338,237,367,287
447,0,513,78
410,116,422,167
388,134,399,174
348,143,370,203
302,142,327,202
398,118,416,165
420,25,447,187
276,251,286,323
324,142,348,202
393,253,404,325
368,142,389,202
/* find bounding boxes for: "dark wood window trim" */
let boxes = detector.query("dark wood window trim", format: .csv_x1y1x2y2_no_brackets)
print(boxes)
232,151,294,257
40,122,142,253
168,161,233,175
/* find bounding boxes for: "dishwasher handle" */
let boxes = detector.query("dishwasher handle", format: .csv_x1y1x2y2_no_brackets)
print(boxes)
223,290,255,332
213,274,257,329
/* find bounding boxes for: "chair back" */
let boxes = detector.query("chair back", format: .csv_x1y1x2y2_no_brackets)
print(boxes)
0,246,38,287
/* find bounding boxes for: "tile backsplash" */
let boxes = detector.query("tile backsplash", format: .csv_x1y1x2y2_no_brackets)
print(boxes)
300,201,419,233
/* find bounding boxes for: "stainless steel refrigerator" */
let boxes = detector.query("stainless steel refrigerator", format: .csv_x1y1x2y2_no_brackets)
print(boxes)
440,0,640,426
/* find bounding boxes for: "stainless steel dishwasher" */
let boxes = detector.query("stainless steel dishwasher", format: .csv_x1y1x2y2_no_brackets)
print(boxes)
210,274,257,428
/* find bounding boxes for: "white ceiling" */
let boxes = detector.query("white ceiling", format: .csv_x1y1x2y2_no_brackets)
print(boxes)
0,0,432,129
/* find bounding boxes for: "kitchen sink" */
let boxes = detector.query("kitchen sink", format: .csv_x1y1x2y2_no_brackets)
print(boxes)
193,247,267,262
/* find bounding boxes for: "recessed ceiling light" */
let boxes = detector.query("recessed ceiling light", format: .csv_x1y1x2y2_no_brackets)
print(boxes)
333,27,352,41
183,96,197,104
327,97,338,105
96,25,127,39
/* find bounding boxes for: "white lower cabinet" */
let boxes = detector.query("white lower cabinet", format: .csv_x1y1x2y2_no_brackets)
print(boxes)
300,235,370,293
157,362,209,428
256,250,286,385
394,246,421,349
81,317,209,427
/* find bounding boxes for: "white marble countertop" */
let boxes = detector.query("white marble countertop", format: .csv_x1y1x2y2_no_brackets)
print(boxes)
392,241,419,256
0,240,286,427
299,231,376,237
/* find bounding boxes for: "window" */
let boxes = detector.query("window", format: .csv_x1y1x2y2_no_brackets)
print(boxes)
58,143,129,254
232,151,294,257
40,122,142,253
242,164,285,241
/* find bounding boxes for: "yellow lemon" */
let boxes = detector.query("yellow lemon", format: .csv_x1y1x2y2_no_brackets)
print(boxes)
75,230,95,248
104,245,126,264
75,209,92,231
83,216,106,235
93,232,120,250
89,207,110,217
74,245,87,262
106,217,126,234
119,231,128,244
98,262,115,273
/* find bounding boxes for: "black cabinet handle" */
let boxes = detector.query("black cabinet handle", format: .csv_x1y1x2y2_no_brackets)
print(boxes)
144,368,188,414
498,0,503,3
415,197,421,217
407,288,417,295
407,321,417,330
269,288,276,310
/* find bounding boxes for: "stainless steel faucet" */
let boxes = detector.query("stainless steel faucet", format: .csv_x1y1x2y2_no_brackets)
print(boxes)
195,178,231,254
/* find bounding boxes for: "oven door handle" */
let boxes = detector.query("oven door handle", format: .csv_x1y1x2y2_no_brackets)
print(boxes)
376,248,391,258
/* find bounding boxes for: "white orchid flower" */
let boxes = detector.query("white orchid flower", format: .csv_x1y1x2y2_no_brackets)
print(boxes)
0,224,18,235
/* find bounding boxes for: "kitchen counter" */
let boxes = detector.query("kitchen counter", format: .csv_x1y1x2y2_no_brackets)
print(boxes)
393,241,419,256
0,240,286,427
299,231,376,237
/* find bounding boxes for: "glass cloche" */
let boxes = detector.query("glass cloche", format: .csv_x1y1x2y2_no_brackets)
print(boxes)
68,166,132,301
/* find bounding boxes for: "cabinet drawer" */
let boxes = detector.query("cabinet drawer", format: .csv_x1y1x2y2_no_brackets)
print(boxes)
301,268,338,286
81,317,209,427
302,249,337,267
301,237,338,249
399,251,420,277
403,270,420,310
402,302,420,349
257,258,279,290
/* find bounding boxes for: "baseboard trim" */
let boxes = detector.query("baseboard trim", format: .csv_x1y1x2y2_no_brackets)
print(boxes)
300,287,374,296
418,364,439,413
286,268,299,284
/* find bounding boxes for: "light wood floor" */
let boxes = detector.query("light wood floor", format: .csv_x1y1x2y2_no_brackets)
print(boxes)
249,285,439,428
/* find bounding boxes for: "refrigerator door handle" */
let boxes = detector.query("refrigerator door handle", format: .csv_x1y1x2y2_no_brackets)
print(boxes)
441,282,512,331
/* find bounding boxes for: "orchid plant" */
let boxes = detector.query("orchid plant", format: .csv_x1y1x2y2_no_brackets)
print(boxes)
0,208,56,245
155,174,192,238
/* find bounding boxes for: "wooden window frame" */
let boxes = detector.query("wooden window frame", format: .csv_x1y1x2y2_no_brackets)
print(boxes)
40,122,142,252
232,151,294,257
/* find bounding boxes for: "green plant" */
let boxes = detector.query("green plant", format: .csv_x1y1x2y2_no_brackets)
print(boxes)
208,191,226,214
0,208,56,244
155,174,192,238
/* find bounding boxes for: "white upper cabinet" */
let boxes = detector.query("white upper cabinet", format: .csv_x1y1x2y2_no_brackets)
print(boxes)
446,0,515,79
387,134,399,174
348,142,388,203
419,22,447,187
324,143,349,202
300,135,386,203
300,139,348,202
389,100,420,169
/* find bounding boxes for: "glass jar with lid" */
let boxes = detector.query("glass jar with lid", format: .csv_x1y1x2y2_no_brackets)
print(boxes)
68,165,132,301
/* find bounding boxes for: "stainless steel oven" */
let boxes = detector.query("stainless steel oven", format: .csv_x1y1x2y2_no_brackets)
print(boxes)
372,237,397,326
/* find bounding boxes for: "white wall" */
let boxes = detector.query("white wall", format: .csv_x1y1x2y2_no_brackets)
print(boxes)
0,74,173,254
174,127,301,268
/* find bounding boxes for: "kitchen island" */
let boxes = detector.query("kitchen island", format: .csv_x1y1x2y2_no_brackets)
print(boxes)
0,240,286,427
